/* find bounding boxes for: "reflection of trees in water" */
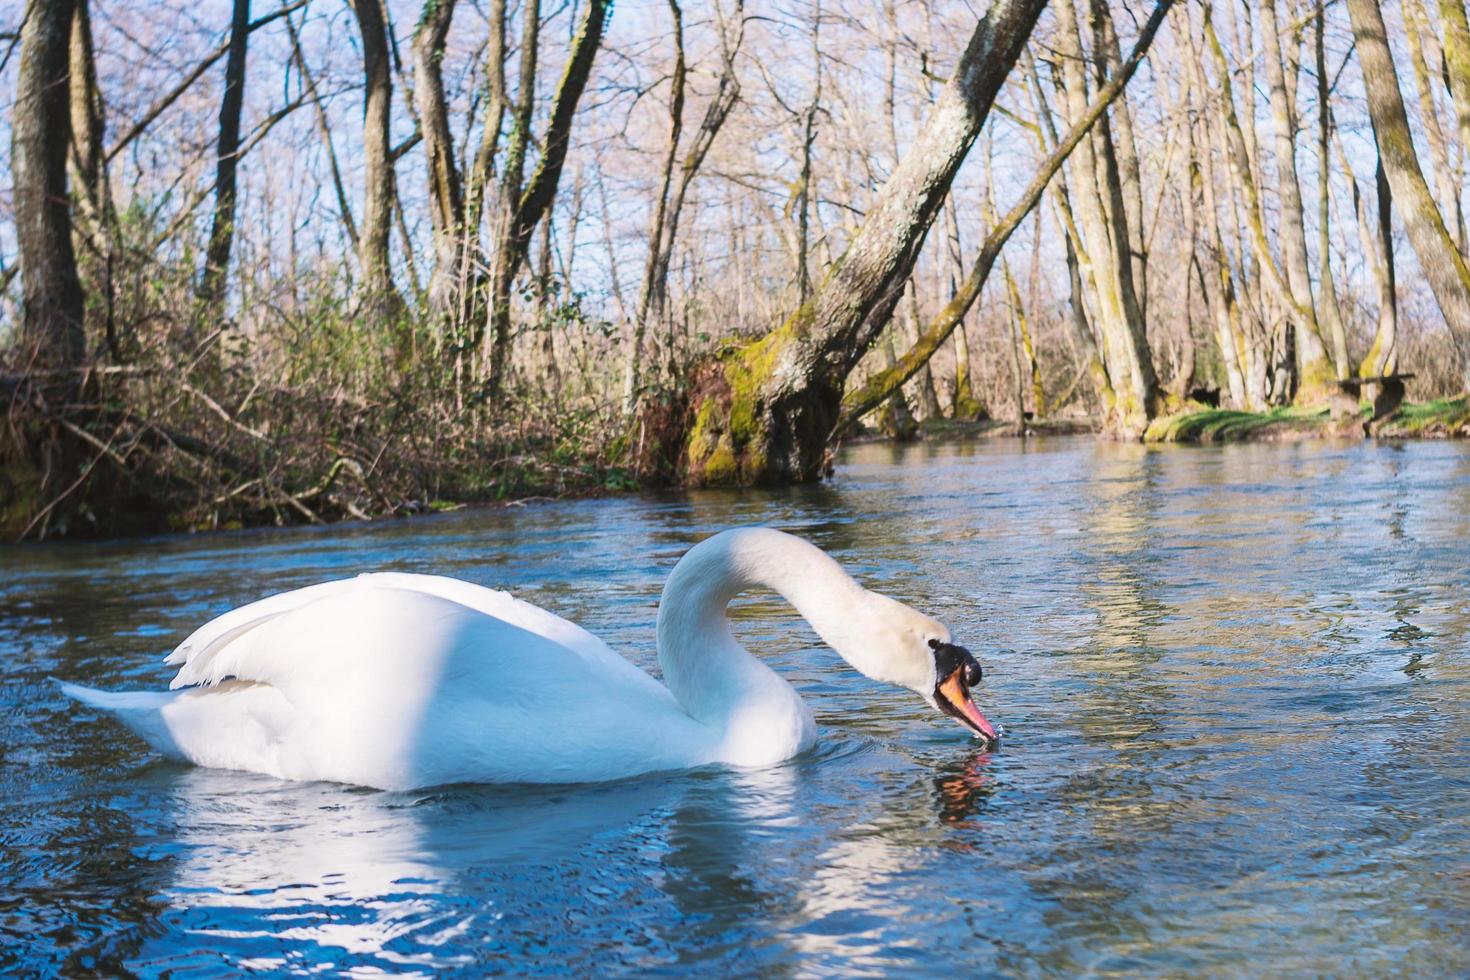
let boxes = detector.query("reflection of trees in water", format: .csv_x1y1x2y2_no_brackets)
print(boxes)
1327,704,1470,963
1020,446,1188,965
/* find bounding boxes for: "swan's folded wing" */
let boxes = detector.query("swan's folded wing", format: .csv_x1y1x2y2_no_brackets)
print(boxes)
125,571,712,786
166,578,366,685
166,572,654,695
346,572,628,675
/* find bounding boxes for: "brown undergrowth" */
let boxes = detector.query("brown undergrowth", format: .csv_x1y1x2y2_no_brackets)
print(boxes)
1,333,632,541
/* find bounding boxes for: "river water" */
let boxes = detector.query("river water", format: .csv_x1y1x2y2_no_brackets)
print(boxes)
2,436,1468,975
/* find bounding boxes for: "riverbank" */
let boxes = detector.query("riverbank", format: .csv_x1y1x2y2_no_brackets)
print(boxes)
1142,397,1470,443
844,415,1100,444
7,388,1466,542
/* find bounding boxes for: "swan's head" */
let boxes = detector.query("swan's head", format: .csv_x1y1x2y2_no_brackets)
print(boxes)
839,592,999,744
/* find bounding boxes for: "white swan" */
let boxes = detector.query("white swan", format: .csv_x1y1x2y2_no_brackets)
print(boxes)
63,527,998,789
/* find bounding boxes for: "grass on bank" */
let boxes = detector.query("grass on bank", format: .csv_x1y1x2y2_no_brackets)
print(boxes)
1145,396,1470,443
1384,396,1470,435
1144,404,1331,443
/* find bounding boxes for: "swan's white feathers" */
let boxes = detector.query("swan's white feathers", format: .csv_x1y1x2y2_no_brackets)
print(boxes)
166,573,630,689
128,573,698,787
64,529,959,788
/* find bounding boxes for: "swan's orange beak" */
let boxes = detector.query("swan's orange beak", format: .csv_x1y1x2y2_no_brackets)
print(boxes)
936,666,999,742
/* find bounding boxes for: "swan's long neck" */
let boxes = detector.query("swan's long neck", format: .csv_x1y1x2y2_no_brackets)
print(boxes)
656,528,870,756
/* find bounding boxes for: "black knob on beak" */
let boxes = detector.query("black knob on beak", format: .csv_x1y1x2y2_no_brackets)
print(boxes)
964,659,983,687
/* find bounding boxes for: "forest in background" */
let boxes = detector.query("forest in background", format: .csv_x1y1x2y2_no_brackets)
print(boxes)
3,0,1470,538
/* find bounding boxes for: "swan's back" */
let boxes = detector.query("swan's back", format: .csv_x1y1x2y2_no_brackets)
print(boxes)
71,574,709,788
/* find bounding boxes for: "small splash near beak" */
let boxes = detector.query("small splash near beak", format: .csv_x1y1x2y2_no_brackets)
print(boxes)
936,669,1000,743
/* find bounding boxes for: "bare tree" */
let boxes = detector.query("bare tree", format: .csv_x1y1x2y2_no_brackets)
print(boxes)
483,0,612,396
1346,0,1470,388
412,0,465,328
837,0,1174,432
650,0,1050,485
12,0,85,366
1441,0,1470,159
1313,6,1350,379
348,0,403,324
1048,0,1159,429
1259,0,1333,396
623,0,745,417
199,0,251,308
66,0,104,233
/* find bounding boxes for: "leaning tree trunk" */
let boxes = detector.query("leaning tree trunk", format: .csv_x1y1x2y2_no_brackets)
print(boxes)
12,0,86,367
645,0,1048,486
834,0,1174,434
199,0,251,309
1346,0,1470,389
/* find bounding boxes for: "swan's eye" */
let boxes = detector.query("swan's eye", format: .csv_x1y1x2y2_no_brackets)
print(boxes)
930,638,982,688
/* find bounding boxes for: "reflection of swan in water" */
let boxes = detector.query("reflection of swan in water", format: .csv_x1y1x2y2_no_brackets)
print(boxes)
65,528,997,789
773,747,1001,966
142,769,686,971
931,748,998,829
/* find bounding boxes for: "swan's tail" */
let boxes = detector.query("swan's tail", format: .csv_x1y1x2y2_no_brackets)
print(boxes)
58,682,188,759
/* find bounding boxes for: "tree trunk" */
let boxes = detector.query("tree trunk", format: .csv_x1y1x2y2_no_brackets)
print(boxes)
1046,0,1157,432
1402,0,1465,251
622,0,685,418
534,210,560,396
1004,257,1044,421
648,0,1047,485
199,0,251,309
1203,8,1308,406
1314,6,1350,379
1346,0,1470,388
876,331,919,439
66,0,110,354
1003,259,1028,430
1260,0,1333,397
464,0,508,243
907,288,945,421
1090,0,1147,326
12,0,86,366
944,201,985,419
287,13,358,251
412,0,464,324
1441,0,1470,165
348,0,402,326
67,0,104,233
483,0,540,389
1341,135,1399,377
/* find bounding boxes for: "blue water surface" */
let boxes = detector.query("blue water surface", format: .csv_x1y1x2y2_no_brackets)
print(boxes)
3,436,1469,975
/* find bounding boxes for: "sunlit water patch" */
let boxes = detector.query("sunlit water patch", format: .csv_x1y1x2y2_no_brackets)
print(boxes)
3,436,1469,973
